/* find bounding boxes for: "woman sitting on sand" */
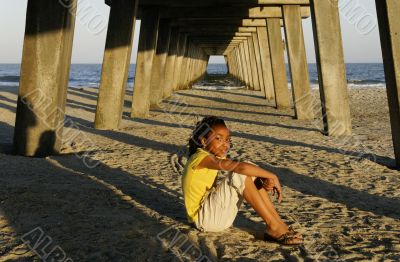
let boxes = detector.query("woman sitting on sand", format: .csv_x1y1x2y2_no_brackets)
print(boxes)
182,116,303,245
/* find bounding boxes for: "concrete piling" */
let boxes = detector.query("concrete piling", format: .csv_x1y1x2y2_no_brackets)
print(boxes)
267,18,291,109
310,0,352,136
95,0,138,130
149,19,172,107
131,7,160,118
14,0,77,157
283,5,314,120
376,0,400,167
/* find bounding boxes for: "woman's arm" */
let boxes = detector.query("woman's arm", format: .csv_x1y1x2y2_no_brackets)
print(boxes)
198,155,283,202
197,155,276,180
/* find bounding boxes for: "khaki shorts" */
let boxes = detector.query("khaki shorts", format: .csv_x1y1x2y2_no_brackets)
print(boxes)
195,171,256,232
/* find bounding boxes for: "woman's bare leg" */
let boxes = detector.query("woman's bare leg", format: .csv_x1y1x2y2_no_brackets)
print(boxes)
243,177,293,239
258,188,284,223
257,187,302,239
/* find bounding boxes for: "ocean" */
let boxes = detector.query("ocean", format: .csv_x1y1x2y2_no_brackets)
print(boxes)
0,63,386,90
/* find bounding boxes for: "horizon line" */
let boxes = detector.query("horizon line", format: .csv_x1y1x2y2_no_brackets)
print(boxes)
0,62,386,65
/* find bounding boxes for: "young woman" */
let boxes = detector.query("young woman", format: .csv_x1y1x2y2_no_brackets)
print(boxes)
182,116,303,245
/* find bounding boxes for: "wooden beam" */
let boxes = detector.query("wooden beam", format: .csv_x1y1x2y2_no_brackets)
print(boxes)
134,0,310,7
152,6,310,19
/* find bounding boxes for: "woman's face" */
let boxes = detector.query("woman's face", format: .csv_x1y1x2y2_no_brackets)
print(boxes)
201,124,231,158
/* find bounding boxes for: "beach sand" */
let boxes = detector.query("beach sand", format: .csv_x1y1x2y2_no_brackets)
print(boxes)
0,80,399,261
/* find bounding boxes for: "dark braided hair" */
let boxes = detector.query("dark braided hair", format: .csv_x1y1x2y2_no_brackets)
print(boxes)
188,116,226,157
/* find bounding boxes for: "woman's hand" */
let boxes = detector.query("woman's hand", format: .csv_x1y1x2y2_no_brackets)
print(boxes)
262,178,275,192
263,175,283,203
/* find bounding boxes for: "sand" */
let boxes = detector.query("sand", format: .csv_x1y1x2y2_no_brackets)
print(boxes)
0,79,399,261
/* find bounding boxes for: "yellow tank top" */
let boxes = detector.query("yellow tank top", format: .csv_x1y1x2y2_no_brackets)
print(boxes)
182,148,219,223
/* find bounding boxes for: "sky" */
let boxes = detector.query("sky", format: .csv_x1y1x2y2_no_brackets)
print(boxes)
0,0,383,64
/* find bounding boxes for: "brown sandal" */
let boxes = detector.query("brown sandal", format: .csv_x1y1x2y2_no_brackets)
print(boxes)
288,225,302,239
264,230,303,245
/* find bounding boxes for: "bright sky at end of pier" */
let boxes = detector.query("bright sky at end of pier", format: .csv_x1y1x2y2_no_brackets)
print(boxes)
0,0,383,64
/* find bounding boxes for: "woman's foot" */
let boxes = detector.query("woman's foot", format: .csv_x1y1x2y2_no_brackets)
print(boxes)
264,230,303,245
264,224,303,245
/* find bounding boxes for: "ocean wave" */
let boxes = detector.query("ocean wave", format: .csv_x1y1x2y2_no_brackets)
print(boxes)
347,83,386,89
347,79,385,85
0,75,20,82
310,83,386,89
309,80,385,85
0,82,19,87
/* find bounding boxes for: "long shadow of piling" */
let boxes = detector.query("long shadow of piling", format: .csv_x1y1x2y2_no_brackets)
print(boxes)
66,99,97,113
0,154,194,261
201,89,265,99
67,89,98,101
54,155,187,223
66,115,181,155
151,107,318,133
176,92,268,107
0,94,17,104
0,94,17,114
162,100,292,118
257,162,400,220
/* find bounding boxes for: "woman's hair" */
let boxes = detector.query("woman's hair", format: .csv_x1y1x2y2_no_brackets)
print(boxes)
188,116,226,157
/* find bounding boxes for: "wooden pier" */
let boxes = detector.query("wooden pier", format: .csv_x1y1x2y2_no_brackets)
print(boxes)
11,0,400,168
